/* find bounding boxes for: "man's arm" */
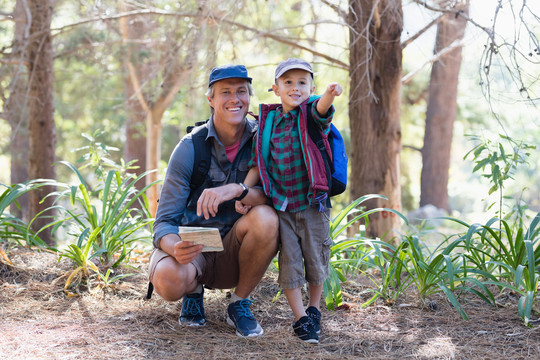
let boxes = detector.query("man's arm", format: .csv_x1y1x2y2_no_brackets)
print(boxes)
197,181,267,219
153,138,193,249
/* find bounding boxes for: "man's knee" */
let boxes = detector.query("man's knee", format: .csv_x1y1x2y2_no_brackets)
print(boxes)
152,257,195,301
244,204,279,239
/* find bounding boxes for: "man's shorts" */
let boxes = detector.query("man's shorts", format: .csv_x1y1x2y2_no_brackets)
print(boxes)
148,221,242,289
277,207,331,289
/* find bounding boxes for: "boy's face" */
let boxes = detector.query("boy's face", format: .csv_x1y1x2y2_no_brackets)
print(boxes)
272,69,315,113
208,78,250,127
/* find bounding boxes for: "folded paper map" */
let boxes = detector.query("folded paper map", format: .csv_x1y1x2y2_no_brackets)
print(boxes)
178,226,223,252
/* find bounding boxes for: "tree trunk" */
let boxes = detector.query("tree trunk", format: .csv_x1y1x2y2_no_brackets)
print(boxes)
122,5,149,185
420,1,469,212
27,0,56,245
348,0,403,242
6,0,30,219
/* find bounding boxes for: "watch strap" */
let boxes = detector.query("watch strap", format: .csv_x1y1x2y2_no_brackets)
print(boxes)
234,183,249,201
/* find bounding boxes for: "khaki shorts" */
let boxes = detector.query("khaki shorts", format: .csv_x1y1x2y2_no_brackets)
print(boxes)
148,221,242,289
277,207,331,289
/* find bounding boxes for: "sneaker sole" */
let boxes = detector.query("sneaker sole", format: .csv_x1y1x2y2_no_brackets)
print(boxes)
226,316,264,338
179,319,206,327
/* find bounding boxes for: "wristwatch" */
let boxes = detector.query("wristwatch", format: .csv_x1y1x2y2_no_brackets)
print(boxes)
234,183,249,201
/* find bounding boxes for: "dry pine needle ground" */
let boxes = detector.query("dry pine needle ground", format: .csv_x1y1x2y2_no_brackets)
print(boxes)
1,247,539,360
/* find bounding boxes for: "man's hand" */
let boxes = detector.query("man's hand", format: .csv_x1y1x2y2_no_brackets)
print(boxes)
197,183,244,219
173,240,204,265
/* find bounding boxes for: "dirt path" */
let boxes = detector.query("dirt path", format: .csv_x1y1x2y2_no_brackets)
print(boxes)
1,248,539,359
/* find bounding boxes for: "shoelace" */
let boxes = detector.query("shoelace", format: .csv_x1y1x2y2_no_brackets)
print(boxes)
309,311,321,322
233,299,255,319
183,297,203,316
296,320,311,333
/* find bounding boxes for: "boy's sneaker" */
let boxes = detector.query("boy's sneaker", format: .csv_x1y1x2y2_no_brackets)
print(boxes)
179,288,206,326
227,299,264,338
306,306,321,334
293,316,319,344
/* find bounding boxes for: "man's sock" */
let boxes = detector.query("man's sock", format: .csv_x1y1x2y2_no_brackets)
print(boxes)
190,284,203,295
230,292,245,303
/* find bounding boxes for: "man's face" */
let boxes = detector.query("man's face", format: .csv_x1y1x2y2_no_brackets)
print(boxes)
208,78,250,127
272,69,314,113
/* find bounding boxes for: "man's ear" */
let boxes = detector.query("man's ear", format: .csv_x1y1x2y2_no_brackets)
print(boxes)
272,84,280,96
207,96,214,107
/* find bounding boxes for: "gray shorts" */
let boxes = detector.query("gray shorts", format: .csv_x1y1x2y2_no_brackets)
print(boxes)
277,207,331,289
148,221,242,289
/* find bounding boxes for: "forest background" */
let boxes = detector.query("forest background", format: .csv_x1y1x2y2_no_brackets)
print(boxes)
1,1,540,357
0,0,539,241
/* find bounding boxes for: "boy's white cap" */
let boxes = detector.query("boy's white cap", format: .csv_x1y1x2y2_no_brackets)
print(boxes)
274,58,313,80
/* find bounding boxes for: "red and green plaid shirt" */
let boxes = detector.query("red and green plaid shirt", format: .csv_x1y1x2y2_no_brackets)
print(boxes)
251,100,333,212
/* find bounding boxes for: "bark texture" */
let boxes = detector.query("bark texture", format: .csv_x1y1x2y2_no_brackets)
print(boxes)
348,0,403,241
420,1,469,212
27,0,56,245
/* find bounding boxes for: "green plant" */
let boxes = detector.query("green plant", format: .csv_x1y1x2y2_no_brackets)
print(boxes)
0,180,57,248
49,131,159,293
465,134,535,219
322,194,408,310
356,238,413,307
95,268,135,290
447,213,540,325
54,160,158,267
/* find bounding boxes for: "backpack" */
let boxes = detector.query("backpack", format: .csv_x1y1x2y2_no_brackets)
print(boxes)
305,103,348,197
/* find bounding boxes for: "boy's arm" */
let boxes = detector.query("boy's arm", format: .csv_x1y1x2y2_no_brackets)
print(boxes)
316,82,343,116
243,166,260,188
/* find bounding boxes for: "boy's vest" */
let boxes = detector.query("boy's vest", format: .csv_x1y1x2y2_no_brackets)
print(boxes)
254,96,336,211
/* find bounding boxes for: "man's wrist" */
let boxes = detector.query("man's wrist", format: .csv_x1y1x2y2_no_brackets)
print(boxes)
234,183,249,201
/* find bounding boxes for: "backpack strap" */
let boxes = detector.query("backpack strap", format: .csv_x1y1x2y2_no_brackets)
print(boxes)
189,124,212,191
305,103,334,176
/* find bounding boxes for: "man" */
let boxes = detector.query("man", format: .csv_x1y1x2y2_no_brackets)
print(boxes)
149,64,279,338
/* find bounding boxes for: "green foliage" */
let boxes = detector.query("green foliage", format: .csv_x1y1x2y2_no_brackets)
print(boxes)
323,194,408,310
356,239,413,308
0,179,56,248
465,134,535,216
446,212,540,325
55,142,157,267
49,132,158,291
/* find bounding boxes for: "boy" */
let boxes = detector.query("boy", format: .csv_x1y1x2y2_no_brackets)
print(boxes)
237,58,342,343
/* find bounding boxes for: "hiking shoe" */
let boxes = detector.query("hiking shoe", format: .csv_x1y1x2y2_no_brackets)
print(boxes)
179,288,206,326
293,316,319,344
227,299,264,338
306,306,321,334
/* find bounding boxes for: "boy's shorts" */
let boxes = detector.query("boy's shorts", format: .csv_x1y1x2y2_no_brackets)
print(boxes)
148,220,242,290
277,207,331,289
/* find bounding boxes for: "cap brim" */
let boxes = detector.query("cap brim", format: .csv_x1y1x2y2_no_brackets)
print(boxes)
275,64,313,79
209,76,252,87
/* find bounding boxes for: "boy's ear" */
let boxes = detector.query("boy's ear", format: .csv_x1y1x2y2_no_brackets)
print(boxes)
310,85,316,94
272,84,280,96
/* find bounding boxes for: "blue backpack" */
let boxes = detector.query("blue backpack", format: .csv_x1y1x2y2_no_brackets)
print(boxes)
306,103,348,197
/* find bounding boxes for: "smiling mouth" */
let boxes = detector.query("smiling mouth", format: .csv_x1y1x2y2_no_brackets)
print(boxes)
227,107,241,112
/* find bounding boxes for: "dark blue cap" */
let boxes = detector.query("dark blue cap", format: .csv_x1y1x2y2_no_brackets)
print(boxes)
208,64,252,87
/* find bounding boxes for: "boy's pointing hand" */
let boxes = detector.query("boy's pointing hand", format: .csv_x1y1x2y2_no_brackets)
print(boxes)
326,82,343,97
